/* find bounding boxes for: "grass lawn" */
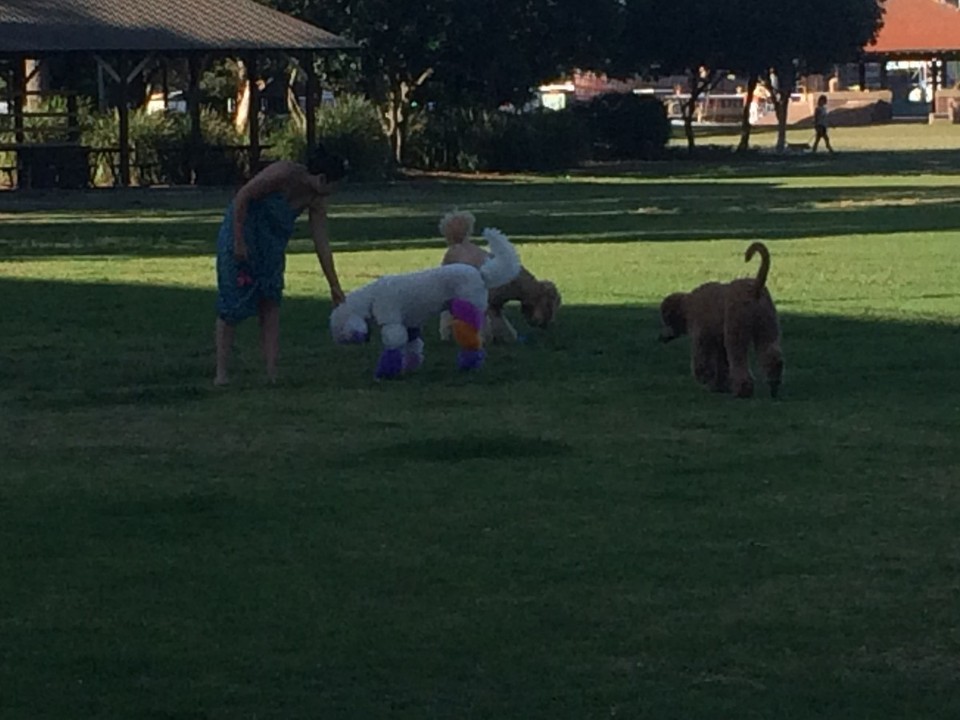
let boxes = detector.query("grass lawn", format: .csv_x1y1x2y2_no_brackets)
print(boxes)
2,125,960,719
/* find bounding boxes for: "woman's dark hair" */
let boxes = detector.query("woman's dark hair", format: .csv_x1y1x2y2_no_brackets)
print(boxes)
306,143,348,183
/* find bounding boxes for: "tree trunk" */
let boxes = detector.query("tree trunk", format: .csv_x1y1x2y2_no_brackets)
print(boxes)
382,84,406,165
234,59,250,135
681,67,722,153
234,59,267,138
380,69,433,166
682,72,700,152
682,108,695,151
736,74,759,153
25,58,49,111
393,104,404,165
286,66,306,132
765,64,797,154
774,96,789,153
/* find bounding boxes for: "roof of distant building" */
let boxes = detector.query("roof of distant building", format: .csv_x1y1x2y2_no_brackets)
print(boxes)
867,0,960,56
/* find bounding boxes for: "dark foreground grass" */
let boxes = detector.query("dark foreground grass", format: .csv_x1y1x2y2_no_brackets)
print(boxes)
2,149,960,719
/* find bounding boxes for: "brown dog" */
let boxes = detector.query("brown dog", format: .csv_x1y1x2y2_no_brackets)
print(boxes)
438,210,560,343
659,242,784,398
485,269,561,342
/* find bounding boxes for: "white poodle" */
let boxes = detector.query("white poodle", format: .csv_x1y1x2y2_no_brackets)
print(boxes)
330,227,520,378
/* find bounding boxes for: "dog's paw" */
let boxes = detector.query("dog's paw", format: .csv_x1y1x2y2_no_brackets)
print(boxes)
375,348,405,380
457,349,485,371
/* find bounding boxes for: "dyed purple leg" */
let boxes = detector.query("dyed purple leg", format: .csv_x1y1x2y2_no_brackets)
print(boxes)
375,348,404,379
457,349,485,371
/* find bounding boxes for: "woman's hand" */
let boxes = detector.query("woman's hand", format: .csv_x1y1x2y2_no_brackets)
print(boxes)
331,287,346,306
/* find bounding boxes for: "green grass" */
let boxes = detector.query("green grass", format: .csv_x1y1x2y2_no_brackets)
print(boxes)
2,127,960,719
676,118,960,152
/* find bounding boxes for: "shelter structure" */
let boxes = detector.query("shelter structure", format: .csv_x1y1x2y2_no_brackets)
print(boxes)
0,0,355,188
862,0,960,118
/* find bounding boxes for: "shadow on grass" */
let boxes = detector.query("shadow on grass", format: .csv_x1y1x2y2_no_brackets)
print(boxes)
2,277,957,414
3,276,960,720
375,436,574,463
3,171,960,259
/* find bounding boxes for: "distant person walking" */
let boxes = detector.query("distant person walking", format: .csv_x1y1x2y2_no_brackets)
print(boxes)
812,94,834,154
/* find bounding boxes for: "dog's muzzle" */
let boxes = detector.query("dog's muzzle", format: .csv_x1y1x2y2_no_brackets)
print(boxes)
332,311,369,344
339,330,369,345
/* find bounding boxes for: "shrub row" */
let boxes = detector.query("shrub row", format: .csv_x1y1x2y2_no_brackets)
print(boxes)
1,92,670,185
408,94,671,172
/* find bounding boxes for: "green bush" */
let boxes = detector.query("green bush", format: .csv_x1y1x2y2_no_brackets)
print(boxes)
131,110,188,185
81,107,246,186
405,106,485,172
0,97,83,187
574,93,671,160
407,106,590,173
486,109,590,172
191,109,247,186
265,94,391,179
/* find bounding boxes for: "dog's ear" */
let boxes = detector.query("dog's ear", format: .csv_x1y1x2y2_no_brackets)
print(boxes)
540,283,561,324
542,281,561,309
526,281,560,328
659,293,687,340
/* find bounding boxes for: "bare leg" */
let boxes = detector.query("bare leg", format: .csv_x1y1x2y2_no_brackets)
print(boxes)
258,299,280,383
215,318,236,386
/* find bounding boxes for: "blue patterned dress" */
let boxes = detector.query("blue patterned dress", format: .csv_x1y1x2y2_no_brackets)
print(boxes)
216,191,304,324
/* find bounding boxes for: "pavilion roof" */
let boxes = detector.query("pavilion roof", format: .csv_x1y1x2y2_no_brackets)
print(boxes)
867,0,960,57
0,0,355,53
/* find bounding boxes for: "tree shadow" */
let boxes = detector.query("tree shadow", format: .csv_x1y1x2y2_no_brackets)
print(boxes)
2,277,956,413
3,172,960,259
3,276,959,720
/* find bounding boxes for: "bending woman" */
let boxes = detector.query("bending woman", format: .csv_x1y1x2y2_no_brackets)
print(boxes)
214,145,347,385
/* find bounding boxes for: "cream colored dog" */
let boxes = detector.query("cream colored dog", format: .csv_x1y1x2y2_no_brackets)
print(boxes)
437,210,561,343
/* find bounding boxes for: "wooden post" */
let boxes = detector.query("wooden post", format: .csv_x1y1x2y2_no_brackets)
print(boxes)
303,52,318,155
12,55,25,188
162,56,170,111
12,55,24,144
931,58,940,115
858,62,867,91
188,53,202,184
246,53,261,173
97,61,107,112
118,53,131,187
66,59,80,143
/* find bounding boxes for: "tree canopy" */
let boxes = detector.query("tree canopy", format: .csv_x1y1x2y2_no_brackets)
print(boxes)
263,0,884,158
266,0,625,161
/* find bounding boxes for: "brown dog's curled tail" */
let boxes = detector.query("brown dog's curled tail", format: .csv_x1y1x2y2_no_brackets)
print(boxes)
745,242,770,297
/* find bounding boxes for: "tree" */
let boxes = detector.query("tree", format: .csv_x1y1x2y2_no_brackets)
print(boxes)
433,0,624,108
619,0,883,153
266,0,449,162
619,0,738,152
744,0,884,152
265,0,624,164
